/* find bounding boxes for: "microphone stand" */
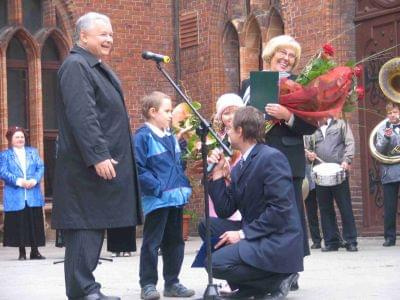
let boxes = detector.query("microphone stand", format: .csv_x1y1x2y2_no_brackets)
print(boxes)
155,62,232,300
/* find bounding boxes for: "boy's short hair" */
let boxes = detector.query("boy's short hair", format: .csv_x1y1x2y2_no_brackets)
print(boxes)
386,101,400,114
233,106,265,142
141,91,171,120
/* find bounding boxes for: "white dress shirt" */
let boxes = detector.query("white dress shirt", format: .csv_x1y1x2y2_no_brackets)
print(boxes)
13,147,28,199
320,118,332,139
14,147,26,181
145,122,171,137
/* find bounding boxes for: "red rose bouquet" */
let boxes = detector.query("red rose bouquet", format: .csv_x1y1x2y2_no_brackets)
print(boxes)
275,43,364,127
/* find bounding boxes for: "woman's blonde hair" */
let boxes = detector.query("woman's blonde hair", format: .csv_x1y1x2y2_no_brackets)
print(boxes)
262,35,301,70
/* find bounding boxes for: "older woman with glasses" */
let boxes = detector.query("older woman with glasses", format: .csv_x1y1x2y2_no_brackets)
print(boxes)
240,35,317,291
0,126,45,260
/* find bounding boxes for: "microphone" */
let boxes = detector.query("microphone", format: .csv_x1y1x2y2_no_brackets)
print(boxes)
207,140,231,174
207,154,220,174
142,51,170,63
386,121,391,129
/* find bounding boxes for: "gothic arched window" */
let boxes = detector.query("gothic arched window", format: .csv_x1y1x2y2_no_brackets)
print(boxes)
223,23,240,94
23,0,43,34
6,37,29,129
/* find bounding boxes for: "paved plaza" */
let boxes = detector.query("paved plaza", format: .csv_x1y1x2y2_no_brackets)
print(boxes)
0,237,399,300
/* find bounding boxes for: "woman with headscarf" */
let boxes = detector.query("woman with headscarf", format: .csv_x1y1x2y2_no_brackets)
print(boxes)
208,93,244,221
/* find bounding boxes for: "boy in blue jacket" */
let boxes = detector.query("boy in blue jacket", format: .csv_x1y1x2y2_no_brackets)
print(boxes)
135,91,194,300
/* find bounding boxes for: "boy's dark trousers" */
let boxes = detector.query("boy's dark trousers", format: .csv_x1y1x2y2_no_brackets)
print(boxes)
139,207,184,287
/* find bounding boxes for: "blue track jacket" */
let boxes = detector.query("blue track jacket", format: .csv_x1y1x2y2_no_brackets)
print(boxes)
134,125,192,216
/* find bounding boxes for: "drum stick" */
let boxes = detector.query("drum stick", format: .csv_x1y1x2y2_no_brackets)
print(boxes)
305,149,326,163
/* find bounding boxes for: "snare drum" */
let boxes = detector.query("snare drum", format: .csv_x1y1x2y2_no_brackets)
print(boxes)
312,163,346,187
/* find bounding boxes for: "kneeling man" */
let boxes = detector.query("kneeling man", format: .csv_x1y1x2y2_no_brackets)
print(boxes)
200,106,304,300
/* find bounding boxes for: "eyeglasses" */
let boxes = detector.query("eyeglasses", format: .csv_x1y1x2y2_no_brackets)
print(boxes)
276,49,296,60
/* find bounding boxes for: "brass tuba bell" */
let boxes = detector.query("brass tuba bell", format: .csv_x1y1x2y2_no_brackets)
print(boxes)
369,57,400,164
379,57,400,103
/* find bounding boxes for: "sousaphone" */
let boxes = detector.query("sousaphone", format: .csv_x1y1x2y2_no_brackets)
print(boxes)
369,57,400,164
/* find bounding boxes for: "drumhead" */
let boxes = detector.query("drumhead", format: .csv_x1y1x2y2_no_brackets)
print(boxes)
312,163,343,175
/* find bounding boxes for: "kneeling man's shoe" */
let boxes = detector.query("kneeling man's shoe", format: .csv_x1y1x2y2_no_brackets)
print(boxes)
141,284,160,300
383,239,395,247
289,275,299,291
164,283,195,297
259,273,299,300
79,292,120,300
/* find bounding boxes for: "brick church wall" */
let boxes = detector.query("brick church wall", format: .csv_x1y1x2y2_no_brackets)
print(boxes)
0,0,363,237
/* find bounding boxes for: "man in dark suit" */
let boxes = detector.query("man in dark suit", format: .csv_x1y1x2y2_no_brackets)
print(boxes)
52,12,141,300
200,106,303,300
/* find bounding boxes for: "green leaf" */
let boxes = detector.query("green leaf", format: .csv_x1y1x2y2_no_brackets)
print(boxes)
345,60,356,67
342,103,356,113
192,101,201,110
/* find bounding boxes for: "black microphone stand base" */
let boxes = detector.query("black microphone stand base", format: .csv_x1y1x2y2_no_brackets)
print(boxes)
194,284,223,300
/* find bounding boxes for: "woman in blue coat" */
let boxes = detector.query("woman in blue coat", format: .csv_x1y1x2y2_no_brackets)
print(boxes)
0,127,45,260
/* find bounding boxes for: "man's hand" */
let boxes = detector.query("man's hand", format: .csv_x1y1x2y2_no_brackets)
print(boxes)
384,128,393,137
95,159,118,180
214,231,241,249
265,103,292,122
208,149,227,180
305,150,317,161
341,161,349,171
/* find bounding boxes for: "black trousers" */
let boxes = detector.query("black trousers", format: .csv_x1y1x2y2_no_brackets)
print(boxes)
198,218,286,294
63,229,105,299
107,226,137,252
139,207,184,288
293,177,310,256
316,178,357,247
304,189,322,244
382,182,400,242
